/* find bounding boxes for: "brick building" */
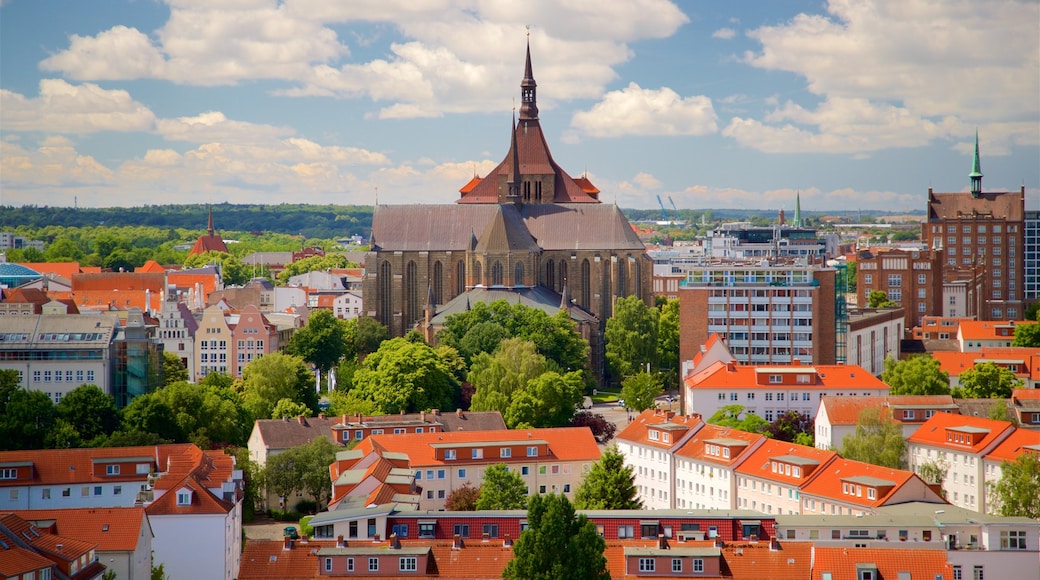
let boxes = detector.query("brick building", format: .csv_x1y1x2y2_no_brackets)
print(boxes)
855,247,943,330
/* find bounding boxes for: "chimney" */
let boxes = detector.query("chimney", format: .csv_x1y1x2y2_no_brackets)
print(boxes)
770,537,780,551
283,537,292,551
714,538,724,548
452,534,464,550
372,534,381,543
503,534,513,547
56,543,63,552
432,409,440,416
318,413,326,420
456,408,464,419
389,533,401,550
793,358,801,365
342,414,349,425
297,415,306,425
337,535,345,548
420,410,426,423
657,534,667,550
482,532,490,543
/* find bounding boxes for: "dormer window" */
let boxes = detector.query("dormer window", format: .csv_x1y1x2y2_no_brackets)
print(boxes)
648,430,660,441
722,448,730,459
867,488,876,500
792,466,801,478
445,450,456,461
903,410,915,420
769,375,783,384
106,465,120,476
176,489,192,506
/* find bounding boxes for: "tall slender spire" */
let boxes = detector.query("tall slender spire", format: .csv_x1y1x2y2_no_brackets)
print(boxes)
207,205,214,237
969,130,983,197
519,36,538,121
793,191,802,227
506,113,522,204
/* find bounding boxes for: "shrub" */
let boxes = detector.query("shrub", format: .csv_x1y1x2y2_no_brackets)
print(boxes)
300,515,314,538
269,509,303,522
294,499,318,514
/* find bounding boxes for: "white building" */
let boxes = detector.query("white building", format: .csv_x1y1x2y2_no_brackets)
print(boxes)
672,423,766,510
615,409,704,510
332,292,363,320
814,395,959,450
845,307,904,375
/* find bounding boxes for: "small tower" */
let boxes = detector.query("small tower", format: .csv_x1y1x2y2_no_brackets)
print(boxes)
969,130,983,198
207,204,215,237
778,208,786,226
793,191,803,227
423,285,436,343
519,38,538,121
505,114,522,205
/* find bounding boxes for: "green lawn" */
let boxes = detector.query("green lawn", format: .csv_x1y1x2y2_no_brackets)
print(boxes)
591,390,621,404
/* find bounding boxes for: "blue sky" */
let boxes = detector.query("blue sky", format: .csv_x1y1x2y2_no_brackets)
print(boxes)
1,0,1037,212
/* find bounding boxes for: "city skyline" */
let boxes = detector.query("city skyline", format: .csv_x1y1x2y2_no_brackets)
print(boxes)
1,0,1037,211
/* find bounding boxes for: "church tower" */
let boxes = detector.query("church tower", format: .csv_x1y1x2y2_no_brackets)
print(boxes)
969,130,983,197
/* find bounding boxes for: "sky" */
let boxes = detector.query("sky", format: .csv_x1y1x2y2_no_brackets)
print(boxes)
1,0,1038,213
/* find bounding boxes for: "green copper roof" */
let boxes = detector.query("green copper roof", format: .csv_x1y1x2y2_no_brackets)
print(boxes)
969,130,983,178
793,191,802,227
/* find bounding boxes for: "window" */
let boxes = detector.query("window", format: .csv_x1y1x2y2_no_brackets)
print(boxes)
106,465,120,476
1000,530,1026,550
62,488,71,497
445,449,456,460
94,486,102,496
672,558,683,572
391,524,408,539
472,449,483,459
521,466,530,476
354,430,363,440
457,468,467,479
973,565,984,580
369,557,379,572
618,525,634,538
437,469,445,479
500,448,512,458
0,468,16,480
347,558,354,572
483,524,499,538
177,491,191,506
527,446,537,457
324,557,333,572
399,557,417,572
418,522,435,538
769,374,782,383
953,566,962,580
639,558,655,572
453,524,470,538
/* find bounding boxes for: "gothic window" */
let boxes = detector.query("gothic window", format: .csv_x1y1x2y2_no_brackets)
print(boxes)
474,261,482,286
456,260,466,294
601,256,611,320
492,262,504,286
433,261,443,305
546,260,555,290
617,257,627,296
581,259,591,309
405,261,419,326
523,181,531,202
514,262,524,287
535,182,542,203
379,261,393,326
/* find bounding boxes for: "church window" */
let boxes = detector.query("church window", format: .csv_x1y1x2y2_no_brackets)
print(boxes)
405,261,419,326
546,260,555,290
456,261,466,294
379,261,393,326
617,257,627,296
523,181,531,201
535,181,542,202
581,259,591,309
433,261,443,304
514,262,524,287
492,262,504,286
474,261,483,286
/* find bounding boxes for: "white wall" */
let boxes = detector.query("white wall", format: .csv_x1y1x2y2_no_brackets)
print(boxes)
150,513,230,580
0,481,145,510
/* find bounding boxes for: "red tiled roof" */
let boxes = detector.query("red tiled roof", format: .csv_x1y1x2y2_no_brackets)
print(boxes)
686,362,888,391
799,458,932,508
674,424,766,466
137,260,166,273
16,262,85,280
0,444,195,488
189,234,229,256
0,545,54,577
733,439,837,487
933,348,1040,380
984,428,1040,464
146,475,234,516
358,427,600,468
71,272,165,292
721,541,812,580
12,508,148,552
1013,388,1040,402
819,395,957,426
957,320,1025,341
616,409,702,448
906,412,1014,452
811,546,952,580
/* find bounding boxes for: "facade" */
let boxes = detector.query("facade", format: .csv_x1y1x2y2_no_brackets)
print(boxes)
921,136,1027,320
672,423,767,510
614,409,705,510
677,261,838,368
362,44,652,340
732,439,838,516
957,320,1027,351
855,247,943,330
194,304,279,380
932,347,1040,389
845,307,904,375
331,292,362,320
814,395,959,451
154,295,198,379
1026,209,1039,302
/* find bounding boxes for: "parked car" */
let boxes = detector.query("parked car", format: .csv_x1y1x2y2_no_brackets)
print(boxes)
284,526,300,540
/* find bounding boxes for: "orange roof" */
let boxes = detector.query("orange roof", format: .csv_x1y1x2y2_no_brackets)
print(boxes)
12,508,148,552
799,458,929,508
189,234,229,256
674,424,766,466
733,439,838,487
458,175,483,194
811,547,952,580
958,320,1026,341
71,271,165,292
356,427,600,468
686,362,888,391
16,262,85,279
1013,388,1040,402
146,475,234,516
906,412,1014,453
984,428,1040,464
137,260,166,273
616,409,703,448
0,444,195,488
933,348,1040,379
0,545,54,577
819,395,957,426
721,540,812,580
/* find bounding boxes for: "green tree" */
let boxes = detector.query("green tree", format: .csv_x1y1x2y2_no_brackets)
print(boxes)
957,362,1021,399
0,369,22,413
987,454,1040,519
227,446,263,521
573,445,642,510
445,482,481,511
55,384,120,443
604,295,658,380
916,458,948,498
1011,322,1040,347
162,351,190,386
349,338,458,414
43,237,85,262
867,289,899,308
183,250,247,285
505,370,584,429
881,355,950,396
298,436,339,509
45,419,84,449
271,398,312,419
276,253,358,284
458,321,509,361
350,317,389,359
502,494,609,580
285,309,349,376
469,339,547,416
619,372,662,413
767,410,815,447
845,261,857,294
151,381,253,447
119,395,185,442
706,404,770,434
656,298,680,386
0,391,56,450
838,408,907,469
475,463,528,510
240,353,317,421
265,449,304,505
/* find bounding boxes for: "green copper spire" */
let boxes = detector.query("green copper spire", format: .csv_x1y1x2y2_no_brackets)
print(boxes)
793,190,802,227
969,130,983,197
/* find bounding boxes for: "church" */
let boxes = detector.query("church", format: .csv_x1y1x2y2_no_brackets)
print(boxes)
362,42,653,374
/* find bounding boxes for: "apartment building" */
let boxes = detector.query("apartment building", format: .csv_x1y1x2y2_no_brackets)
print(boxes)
672,423,767,510
614,409,704,510
846,307,905,375
957,320,1029,351
856,247,944,330
932,347,1040,389
194,303,279,379
814,395,959,450
732,439,838,516
798,457,944,517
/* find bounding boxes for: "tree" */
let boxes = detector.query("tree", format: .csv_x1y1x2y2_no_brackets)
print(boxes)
297,436,339,509
55,384,120,443
43,237,85,262
573,445,642,510
285,309,349,376
706,404,770,434
349,338,459,414
867,289,899,308
445,482,481,511
656,298,680,387
162,351,189,386
227,446,263,521
845,261,857,294
987,454,1040,519
350,317,389,359
505,371,584,429
502,494,609,580
767,410,815,447
475,464,527,510
469,339,547,417
276,253,359,284
240,353,317,421
0,369,22,414
957,362,1021,399
183,250,247,285
272,398,312,420
0,391,56,450
568,411,617,444
838,408,906,469
916,458,948,498
619,372,662,413
604,295,658,380
881,355,950,396
265,448,305,506
120,395,185,442
1011,322,1040,347
149,381,253,448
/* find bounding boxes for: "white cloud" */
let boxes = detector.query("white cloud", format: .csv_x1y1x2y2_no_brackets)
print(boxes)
0,137,114,190
40,26,168,81
569,83,717,139
0,80,156,133
156,112,295,144
712,28,736,40
732,0,1039,154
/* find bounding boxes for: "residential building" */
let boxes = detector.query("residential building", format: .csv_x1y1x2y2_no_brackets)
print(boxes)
798,457,945,517
1026,208,1039,302
1010,389,1040,427
614,409,705,509
0,232,45,252
932,347,1040,389
49,271,165,314
207,278,276,312
677,260,838,367
957,320,1029,351
194,303,279,380
855,247,943,330
981,427,1040,512
733,439,838,516
921,135,1027,320
331,291,363,320
672,423,767,510
329,427,600,511
845,307,904,375
906,413,1015,513
811,546,952,580
14,507,153,580
0,512,104,579
943,265,986,319
913,316,970,342
814,395,959,450
362,43,652,339
0,287,49,315
154,293,198,378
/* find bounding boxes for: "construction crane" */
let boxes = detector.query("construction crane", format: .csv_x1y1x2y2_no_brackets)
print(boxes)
656,195,669,224
668,196,681,222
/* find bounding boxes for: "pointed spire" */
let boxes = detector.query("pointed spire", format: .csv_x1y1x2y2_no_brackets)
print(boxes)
559,281,571,310
425,284,435,310
793,191,802,227
506,113,521,204
969,130,983,197
207,205,215,237
519,36,539,121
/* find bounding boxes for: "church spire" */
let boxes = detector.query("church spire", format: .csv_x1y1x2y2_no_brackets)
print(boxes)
969,130,983,197
506,113,521,204
793,191,802,227
207,204,215,237
519,36,538,121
